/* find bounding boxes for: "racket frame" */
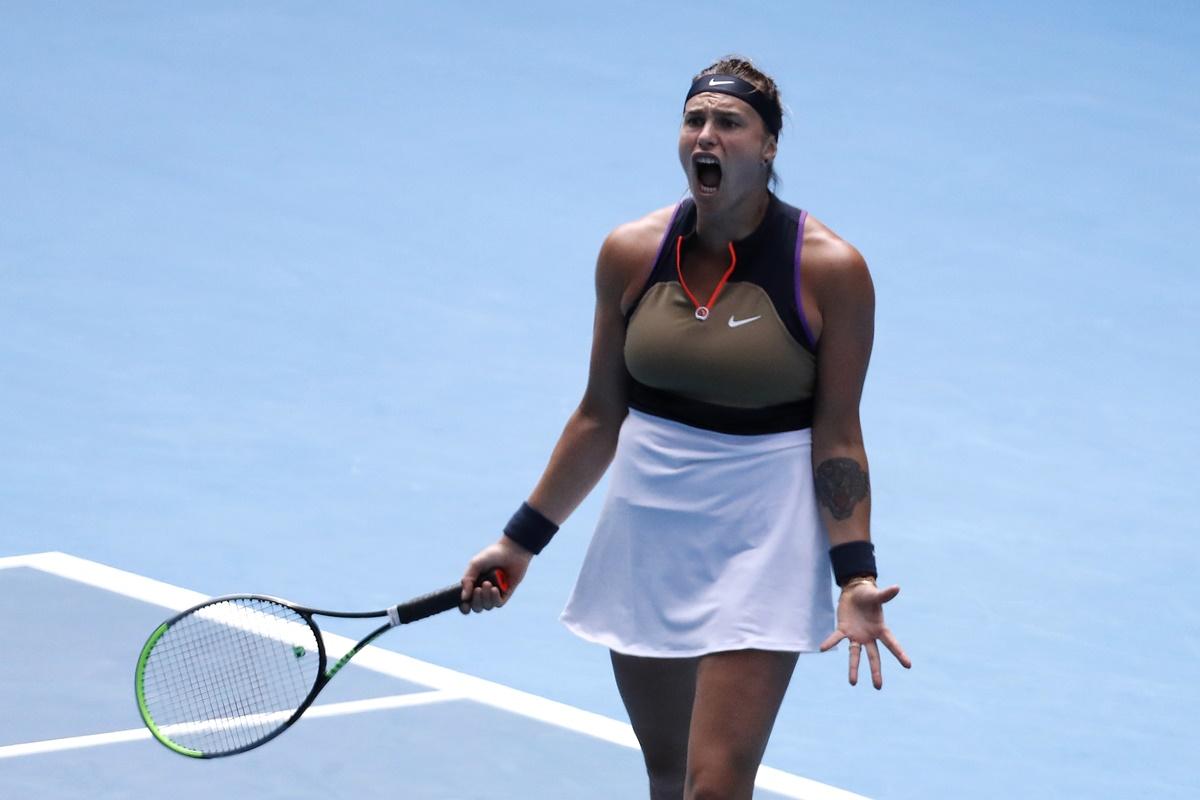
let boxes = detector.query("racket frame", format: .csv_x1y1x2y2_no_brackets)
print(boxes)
135,569,507,758
135,594,346,758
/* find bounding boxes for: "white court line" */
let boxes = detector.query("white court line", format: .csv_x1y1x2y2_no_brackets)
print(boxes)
0,551,870,800
0,691,457,759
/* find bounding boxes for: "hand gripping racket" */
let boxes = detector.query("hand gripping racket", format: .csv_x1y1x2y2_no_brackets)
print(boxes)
134,569,509,758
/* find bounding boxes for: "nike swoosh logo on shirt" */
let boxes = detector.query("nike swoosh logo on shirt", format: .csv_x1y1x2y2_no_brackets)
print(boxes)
728,315,762,328
708,79,736,86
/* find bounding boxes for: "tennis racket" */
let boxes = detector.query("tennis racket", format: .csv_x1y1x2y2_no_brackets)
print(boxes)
134,568,509,758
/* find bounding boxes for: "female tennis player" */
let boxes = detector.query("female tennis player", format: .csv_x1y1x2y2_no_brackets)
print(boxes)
460,56,910,800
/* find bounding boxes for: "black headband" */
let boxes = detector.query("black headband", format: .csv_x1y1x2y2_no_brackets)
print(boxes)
685,73,782,136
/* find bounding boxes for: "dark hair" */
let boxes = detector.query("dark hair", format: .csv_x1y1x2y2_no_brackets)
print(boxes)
693,55,784,189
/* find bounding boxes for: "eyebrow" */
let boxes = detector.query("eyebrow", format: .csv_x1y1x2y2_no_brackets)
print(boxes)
682,107,746,119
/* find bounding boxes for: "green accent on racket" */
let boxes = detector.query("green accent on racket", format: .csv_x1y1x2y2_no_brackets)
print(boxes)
133,568,508,758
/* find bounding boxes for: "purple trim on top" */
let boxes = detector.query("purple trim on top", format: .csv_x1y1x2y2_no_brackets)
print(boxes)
652,201,685,273
625,201,686,320
793,209,817,350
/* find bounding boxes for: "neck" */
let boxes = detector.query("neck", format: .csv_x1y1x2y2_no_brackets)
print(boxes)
694,188,771,253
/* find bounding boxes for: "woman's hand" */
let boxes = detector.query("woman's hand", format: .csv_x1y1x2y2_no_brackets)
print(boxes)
819,579,911,689
459,536,534,614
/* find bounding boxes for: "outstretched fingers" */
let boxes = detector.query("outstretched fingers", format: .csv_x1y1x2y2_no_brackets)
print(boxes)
876,584,901,604
866,641,885,689
823,581,912,689
880,628,912,669
819,630,846,652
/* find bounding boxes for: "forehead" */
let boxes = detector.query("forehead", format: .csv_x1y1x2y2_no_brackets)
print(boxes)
683,92,755,116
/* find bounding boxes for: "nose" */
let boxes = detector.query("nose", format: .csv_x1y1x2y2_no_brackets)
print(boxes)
697,119,718,147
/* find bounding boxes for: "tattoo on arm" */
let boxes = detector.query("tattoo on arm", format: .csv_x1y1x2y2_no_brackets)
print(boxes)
815,458,870,521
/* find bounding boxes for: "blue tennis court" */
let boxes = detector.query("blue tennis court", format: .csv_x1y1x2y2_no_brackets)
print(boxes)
2,3,1196,798
0,552,842,798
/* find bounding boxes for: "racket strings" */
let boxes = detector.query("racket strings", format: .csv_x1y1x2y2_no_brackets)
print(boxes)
140,598,320,755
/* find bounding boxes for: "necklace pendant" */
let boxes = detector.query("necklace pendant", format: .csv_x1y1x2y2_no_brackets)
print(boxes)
695,306,710,321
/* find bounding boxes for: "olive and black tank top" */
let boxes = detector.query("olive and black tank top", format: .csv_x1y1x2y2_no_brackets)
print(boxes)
623,194,817,435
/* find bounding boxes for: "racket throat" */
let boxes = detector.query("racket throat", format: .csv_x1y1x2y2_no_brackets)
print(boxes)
324,622,391,680
325,649,358,680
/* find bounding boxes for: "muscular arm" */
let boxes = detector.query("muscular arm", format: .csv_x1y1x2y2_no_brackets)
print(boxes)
806,228,911,684
523,210,672,526
805,226,876,550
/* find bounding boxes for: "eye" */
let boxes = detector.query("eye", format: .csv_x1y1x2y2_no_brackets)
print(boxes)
684,115,703,128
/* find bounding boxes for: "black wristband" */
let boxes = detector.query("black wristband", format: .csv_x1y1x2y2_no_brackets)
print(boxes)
503,502,559,555
829,540,877,587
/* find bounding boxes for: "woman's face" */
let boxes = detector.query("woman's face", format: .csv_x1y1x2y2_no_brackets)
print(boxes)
679,92,777,208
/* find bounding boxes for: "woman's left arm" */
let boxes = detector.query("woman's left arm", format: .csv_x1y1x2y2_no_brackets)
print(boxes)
805,231,912,689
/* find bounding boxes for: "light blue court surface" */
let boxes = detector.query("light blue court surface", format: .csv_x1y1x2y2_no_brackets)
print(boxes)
2,3,1197,798
0,552,836,799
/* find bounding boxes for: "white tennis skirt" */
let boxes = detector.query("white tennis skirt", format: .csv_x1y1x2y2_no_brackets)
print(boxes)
559,408,835,658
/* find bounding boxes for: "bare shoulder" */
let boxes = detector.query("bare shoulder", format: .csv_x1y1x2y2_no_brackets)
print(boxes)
600,203,676,269
596,203,678,312
801,214,874,306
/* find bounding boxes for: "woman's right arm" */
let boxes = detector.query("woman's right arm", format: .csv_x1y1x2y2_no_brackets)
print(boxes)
521,226,643,525
459,210,671,613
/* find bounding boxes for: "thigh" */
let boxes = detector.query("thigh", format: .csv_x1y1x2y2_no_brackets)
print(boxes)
686,649,800,795
610,650,700,775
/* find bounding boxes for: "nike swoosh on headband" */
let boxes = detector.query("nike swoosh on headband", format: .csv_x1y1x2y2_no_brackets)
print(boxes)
686,74,782,136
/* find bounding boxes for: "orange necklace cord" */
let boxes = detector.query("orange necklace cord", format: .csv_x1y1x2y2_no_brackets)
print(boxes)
675,235,738,321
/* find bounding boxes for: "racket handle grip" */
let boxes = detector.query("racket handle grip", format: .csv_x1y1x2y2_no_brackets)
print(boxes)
395,568,509,625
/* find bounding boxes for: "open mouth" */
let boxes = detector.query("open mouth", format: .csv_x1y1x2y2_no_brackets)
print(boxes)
693,154,722,194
